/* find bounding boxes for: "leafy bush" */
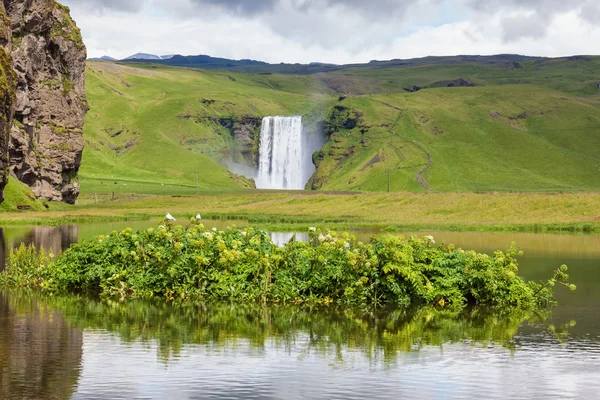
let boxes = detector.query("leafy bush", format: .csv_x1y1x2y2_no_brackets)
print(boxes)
1,221,575,309
0,244,54,288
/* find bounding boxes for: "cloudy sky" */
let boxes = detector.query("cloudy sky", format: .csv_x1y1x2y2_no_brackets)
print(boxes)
61,0,600,63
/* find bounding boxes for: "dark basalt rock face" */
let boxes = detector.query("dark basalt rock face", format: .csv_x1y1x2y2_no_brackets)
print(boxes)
0,0,88,205
404,85,422,93
428,77,476,88
402,78,477,94
325,106,363,135
219,116,262,166
178,113,263,167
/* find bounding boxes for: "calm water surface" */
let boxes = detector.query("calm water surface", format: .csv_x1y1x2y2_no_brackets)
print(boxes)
1,221,599,399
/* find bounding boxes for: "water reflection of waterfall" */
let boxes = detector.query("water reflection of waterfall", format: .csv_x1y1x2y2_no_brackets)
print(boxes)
0,226,79,271
269,232,310,247
256,116,325,190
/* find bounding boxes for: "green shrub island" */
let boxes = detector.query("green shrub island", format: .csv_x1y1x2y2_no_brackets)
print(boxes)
1,218,575,309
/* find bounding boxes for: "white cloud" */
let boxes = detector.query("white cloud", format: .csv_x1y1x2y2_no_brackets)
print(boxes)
501,13,549,42
63,0,600,63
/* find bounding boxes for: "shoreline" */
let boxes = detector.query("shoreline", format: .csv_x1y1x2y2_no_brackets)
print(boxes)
0,191,598,234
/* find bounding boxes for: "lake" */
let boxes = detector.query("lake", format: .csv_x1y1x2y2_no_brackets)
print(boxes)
1,221,599,399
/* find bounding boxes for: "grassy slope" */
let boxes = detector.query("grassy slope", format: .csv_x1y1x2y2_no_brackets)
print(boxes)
81,62,332,193
81,58,600,195
341,57,600,96
0,178,46,212
315,86,600,192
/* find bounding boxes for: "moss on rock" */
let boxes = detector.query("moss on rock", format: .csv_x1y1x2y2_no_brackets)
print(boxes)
51,2,84,49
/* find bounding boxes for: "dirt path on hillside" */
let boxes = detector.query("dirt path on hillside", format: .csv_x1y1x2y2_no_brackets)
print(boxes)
375,101,433,191
412,141,433,191
371,99,402,111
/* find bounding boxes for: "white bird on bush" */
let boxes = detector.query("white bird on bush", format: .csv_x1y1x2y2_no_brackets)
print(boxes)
196,214,202,220
166,213,176,221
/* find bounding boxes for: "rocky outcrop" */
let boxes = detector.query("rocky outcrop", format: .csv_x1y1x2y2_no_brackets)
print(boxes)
326,105,363,135
404,78,477,93
428,77,476,88
179,113,262,167
218,116,262,166
0,2,16,204
404,85,422,93
0,1,87,204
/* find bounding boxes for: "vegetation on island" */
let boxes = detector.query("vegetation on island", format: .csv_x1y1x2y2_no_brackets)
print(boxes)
1,220,575,309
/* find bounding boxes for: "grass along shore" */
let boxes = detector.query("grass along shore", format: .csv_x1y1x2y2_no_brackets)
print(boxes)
0,191,598,233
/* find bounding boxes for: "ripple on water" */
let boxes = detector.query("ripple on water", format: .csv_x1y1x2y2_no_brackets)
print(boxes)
66,330,600,400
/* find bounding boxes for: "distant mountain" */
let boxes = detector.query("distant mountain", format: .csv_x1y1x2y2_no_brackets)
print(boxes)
88,54,178,61
362,54,541,69
124,53,163,60
95,52,545,74
309,62,338,66
89,55,117,61
120,53,545,74
124,54,268,69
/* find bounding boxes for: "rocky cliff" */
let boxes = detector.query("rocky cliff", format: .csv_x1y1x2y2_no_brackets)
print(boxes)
0,2,15,204
0,0,87,204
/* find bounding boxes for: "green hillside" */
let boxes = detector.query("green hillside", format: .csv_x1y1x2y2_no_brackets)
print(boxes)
80,58,600,194
81,62,332,193
314,86,600,192
338,56,600,96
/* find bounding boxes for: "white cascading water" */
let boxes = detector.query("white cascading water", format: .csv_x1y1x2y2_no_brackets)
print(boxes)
256,116,305,190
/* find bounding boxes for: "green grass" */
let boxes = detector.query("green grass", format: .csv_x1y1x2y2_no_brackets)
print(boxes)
341,57,600,96
0,178,46,212
315,86,600,192
0,191,598,233
79,59,600,196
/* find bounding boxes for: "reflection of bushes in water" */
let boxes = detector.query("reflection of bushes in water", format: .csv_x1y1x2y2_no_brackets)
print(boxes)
26,291,566,364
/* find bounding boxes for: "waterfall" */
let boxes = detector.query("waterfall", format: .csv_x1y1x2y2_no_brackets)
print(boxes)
256,116,305,190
